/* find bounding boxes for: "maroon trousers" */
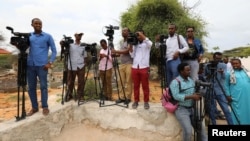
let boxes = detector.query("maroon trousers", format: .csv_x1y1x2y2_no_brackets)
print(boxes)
131,67,150,102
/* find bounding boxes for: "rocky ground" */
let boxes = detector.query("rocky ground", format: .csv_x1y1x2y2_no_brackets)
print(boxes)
0,79,163,122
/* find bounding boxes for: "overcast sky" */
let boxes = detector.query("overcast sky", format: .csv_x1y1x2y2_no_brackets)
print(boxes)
1,0,250,53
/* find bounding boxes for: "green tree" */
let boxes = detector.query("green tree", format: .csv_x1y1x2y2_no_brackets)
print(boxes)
120,0,207,66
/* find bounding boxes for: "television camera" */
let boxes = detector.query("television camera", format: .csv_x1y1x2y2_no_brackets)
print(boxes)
6,26,30,53
159,34,168,45
195,80,211,94
127,32,139,45
206,60,220,70
60,35,74,53
104,25,119,37
80,42,97,58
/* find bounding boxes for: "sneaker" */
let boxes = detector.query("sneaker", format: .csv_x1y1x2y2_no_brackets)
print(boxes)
144,102,150,109
132,102,138,109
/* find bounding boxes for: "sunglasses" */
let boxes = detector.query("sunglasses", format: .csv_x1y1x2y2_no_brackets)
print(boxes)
187,30,194,33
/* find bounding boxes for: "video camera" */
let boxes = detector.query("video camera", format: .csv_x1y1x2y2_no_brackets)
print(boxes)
80,42,97,54
80,42,98,63
206,60,220,70
61,35,74,48
195,80,211,94
104,25,119,37
6,26,30,53
159,34,168,44
127,32,139,45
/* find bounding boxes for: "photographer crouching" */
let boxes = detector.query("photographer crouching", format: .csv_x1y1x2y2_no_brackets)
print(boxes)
60,32,88,102
170,63,208,141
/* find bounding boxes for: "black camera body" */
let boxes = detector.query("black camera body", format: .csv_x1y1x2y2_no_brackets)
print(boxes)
61,35,74,48
6,26,30,53
127,32,139,45
160,34,168,44
104,25,119,37
80,42,98,63
60,35,74,54
195,80,211,93
206,60,219,70
80,43,97,54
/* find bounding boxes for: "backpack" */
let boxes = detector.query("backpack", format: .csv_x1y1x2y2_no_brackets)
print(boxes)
161,78,181,113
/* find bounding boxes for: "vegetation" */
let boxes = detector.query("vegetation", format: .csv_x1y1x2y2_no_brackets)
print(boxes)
120,0,207,65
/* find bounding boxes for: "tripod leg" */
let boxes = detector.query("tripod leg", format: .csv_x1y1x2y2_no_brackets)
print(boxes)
21,86,26,118
16,86,20,120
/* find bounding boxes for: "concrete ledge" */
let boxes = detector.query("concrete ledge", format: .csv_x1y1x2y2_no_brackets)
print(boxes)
0,101,182,141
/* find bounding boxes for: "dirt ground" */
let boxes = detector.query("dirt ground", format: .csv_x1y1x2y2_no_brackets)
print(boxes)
0,80,163,122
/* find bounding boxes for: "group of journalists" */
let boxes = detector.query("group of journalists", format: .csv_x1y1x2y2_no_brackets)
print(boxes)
13,17,250,141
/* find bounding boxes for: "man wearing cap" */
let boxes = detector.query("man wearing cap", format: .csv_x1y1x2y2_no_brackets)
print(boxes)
64,32,88,102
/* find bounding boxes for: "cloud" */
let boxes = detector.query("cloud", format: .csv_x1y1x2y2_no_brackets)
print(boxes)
1,0,250,53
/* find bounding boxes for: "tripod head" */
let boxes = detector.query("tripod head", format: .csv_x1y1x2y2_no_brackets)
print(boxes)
80,42,98,63
104,25,119,47
6,26,30,54
60,35,74,60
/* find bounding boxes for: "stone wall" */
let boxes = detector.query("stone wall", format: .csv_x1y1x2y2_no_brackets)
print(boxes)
0,101,182,141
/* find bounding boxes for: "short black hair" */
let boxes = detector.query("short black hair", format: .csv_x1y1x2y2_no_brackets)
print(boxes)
213,52,223,58
177,62,189,73
231,58,241,64
169,23,177,29
31,18,41,24
186,26,195,31
100,39,107,44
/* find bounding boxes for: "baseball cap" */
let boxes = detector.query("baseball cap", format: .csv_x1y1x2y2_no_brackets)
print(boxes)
75,32,84,36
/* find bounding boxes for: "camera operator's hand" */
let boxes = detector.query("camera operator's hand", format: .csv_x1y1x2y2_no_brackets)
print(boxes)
128,44,133,52
43,62,52,70
99,54,110,60
192,93,202,101
185,93,201,101
226,96,233,103
173,51,180,60
218,68,224,74
111,49,117,54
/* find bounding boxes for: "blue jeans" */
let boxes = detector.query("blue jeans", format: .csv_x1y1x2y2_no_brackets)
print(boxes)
209,93,234,125
175,106,208,141
166,58,181,86
27,66,48,109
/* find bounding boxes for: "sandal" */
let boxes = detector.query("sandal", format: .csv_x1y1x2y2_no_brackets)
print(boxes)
27,108,39,116
43,108,50,116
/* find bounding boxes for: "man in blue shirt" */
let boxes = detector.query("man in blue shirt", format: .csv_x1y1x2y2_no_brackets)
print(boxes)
27,18,57,116
170,62,207,141
204,52,233,125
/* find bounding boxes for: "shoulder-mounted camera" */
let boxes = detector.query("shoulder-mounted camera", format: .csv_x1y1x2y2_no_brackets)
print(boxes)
127,32,139,45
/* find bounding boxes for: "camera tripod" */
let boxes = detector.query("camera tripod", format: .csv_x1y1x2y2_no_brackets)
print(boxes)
60,46,77,105
78,53,101,106
15,50,28,121
204,68,239,125
99,35,128,108
6,26,30,121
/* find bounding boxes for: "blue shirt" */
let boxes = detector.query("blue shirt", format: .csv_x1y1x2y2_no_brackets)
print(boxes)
204,62,226,95
27,32,57,66
170,76,195,107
